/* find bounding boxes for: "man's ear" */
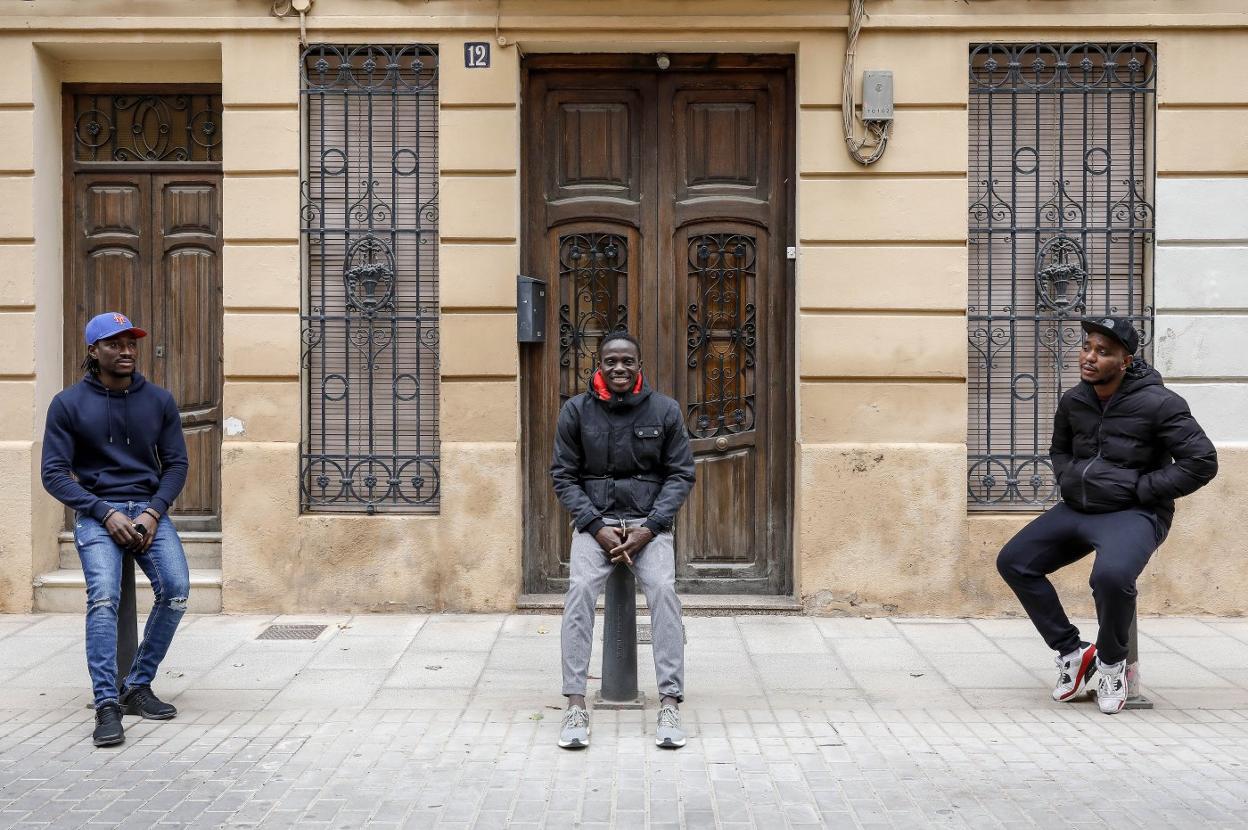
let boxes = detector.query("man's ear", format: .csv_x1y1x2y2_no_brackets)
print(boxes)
1123,353,1133,371
87,344,98,359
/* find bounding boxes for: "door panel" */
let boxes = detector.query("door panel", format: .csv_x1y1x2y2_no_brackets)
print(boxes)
152,175,223,529
662,70,791,594
522,58,793,596
69,176,156,387
672,225,772,591
522,70,656,591
556,101,635,192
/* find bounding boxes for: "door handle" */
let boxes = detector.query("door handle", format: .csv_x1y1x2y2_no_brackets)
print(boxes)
715,437,728,451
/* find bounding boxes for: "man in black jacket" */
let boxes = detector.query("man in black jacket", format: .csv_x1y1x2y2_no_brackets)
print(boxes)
997,316,1218,713
551,331,696,749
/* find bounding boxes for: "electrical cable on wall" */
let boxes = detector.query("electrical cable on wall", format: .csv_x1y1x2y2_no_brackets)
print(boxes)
271,0,311,47
842,0,892,165
496,0,522,53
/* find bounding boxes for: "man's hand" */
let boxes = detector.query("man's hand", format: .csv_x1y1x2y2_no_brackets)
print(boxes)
593,526,625,557
133,512,158,553
610,526,655,565
104,510,144,551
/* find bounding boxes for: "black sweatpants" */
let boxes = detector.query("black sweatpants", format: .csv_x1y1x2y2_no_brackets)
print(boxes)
996,502,1167,665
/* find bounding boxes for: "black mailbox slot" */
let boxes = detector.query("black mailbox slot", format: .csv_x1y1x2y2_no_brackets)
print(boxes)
517,275,547,343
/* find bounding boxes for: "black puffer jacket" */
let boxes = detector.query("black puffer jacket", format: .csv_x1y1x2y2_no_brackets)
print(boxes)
551,375,695,536
1051,360,1218,526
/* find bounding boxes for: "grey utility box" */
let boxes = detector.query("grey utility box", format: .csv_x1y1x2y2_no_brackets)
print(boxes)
517,275,547,342
862,70,894,121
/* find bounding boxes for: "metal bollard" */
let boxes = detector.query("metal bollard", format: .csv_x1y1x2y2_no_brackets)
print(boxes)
594,564,645,710
1123,607,1153,710
115,550,138,691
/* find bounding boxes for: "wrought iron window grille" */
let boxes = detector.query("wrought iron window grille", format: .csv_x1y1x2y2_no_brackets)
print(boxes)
299,44,441,514
71,92,222,163
687,234,757,439
967,43,1156,510
558,233,629,402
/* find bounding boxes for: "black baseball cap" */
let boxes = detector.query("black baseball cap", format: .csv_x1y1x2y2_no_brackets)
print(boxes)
1081,315,1139,355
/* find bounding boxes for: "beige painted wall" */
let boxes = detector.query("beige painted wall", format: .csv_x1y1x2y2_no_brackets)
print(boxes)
1,3,1246,615
215,29,523,613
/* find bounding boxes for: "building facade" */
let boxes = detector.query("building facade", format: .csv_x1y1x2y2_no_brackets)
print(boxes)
1,0,1245,616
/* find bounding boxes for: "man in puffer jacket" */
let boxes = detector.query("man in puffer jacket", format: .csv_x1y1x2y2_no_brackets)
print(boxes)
997,316,1218,713
551,331,695,749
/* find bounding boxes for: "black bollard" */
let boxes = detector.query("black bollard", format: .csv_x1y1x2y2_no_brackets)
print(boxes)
115,549,138,692
595,563,645,709
1124,607,1152,709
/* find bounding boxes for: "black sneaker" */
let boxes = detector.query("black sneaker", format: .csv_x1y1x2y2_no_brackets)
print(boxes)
93,701,125,747
120,684,177,720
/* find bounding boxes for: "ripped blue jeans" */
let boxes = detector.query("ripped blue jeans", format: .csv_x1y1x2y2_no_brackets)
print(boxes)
75,501,189,707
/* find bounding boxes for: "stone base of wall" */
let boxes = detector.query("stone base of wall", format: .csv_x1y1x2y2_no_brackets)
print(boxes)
798,443,1248,618
221,441,520,614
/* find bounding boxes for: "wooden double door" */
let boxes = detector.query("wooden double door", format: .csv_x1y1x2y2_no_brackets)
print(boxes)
64,90,223,531
521,55,795,595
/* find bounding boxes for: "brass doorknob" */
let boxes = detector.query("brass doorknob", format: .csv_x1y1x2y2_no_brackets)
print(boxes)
715,437,728,451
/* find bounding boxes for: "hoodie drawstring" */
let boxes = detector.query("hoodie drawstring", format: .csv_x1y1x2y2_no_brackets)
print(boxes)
88,372,139,445
103,390,131,444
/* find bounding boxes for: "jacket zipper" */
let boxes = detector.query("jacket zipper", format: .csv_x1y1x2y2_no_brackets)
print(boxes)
1079,393,1116,510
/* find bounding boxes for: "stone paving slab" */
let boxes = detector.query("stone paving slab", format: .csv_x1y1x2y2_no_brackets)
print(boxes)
1,613,1247,828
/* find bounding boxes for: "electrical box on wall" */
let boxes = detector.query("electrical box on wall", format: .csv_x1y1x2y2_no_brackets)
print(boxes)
517,275,547,342
862,70,894,121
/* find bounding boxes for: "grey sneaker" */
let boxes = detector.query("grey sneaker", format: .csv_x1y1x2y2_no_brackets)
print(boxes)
558,705,590,749
655,704,686,749
1096,658,1128,714
1052,642,1097,702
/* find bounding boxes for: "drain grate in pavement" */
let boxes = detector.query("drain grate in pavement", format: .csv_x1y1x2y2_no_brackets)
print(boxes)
256,624,327,641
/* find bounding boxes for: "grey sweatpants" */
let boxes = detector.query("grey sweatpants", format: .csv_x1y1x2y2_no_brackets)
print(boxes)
561,526,685,701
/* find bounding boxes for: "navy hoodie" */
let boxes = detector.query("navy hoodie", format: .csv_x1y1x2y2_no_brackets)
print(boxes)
41,372,189,522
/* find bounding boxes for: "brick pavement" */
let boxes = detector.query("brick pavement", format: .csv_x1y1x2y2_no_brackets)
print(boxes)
2,613,1248,828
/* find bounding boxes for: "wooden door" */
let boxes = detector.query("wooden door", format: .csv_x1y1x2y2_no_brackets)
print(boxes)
64,95,223,531
521,56,794,595
148,174,223,530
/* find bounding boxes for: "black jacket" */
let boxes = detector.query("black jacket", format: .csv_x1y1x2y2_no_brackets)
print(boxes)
1051,360,1217,526
551,375,696,536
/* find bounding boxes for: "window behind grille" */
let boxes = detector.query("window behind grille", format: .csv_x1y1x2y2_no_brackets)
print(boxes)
967,43,1155,510
299,45,440,514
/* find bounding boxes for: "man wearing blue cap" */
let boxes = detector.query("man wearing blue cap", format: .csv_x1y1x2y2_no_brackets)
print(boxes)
997,316,1218,714
41,312,190,747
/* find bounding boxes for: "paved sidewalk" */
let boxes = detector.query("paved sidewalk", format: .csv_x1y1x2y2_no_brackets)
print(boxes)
2,613,1248,829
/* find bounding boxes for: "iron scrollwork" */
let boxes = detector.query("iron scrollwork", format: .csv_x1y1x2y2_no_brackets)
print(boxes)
1035,236,1089,313
967,42,1155,509
72,93,222,163
299,44,441,514
686,234,757,439
558,233,629,401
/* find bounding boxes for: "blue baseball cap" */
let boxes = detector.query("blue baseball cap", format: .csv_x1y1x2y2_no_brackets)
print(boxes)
85,312,147,346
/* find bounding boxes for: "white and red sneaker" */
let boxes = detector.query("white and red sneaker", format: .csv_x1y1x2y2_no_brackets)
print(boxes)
1096,658,1128,714
1052,642,1098,702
